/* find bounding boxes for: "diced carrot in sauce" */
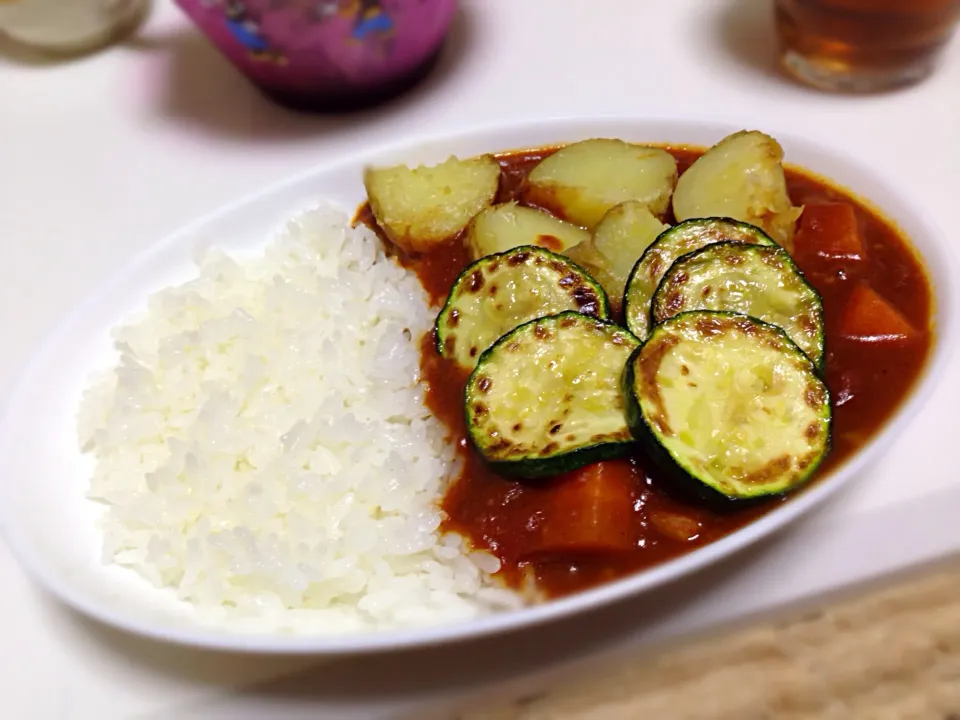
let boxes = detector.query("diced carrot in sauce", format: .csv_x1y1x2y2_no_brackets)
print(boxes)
794,203,865,262
523,461,638,558
840,283,918,342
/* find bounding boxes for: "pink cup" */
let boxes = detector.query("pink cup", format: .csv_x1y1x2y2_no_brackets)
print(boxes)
174,0,458,112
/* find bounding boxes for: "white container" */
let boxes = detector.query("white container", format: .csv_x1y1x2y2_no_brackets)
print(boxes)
0,117,955,656
0,0,149,55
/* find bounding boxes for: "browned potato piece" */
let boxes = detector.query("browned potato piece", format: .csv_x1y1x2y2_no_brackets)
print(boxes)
465,201,590,260
363,155,500,253
672,131,803,251
521,139,678,229
566,201,667,304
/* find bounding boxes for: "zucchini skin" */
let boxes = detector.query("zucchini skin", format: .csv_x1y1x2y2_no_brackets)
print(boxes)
434,245,611,365
481,438,634,480
649,241,827,372
623,217,778,340
465,311,639,480
622,352,733,508
622,311,832,505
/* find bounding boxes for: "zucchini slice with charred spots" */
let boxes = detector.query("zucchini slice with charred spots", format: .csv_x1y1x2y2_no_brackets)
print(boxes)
435,246,611,370
623,217,777,341
466,312,640,479
650,241,825,370
623,311,831,502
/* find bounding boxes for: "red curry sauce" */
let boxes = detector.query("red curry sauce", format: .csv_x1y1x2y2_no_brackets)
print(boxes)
357,146,933,598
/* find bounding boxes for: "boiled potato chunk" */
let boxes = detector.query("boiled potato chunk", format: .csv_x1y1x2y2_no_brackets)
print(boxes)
672,131,803,251
566,201,667,303
521,139,678,229
364,154,500,253
466,201,590,260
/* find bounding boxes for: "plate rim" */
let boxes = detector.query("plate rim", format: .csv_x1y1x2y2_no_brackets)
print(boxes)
1,115,957,654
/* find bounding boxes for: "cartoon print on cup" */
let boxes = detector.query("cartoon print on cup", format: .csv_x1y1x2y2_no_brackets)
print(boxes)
350,0,394,41
305,0,394,55
222,0,288,64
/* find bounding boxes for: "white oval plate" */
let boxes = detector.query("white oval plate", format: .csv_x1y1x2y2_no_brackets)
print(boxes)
0,118,956,655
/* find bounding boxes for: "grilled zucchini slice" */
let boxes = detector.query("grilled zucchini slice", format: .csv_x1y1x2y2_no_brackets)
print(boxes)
623,311,831,502
650,242,825,369
466,312,640,478
465,202,590,260
435,246,611,370
521,139,678,229
623,218,776,340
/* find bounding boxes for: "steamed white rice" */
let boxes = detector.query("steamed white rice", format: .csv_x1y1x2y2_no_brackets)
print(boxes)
78,204,522,633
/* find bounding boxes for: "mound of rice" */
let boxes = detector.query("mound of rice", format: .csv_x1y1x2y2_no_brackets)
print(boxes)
78,204,522,633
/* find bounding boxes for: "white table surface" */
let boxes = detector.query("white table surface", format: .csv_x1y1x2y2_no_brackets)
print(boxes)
2,1,959,717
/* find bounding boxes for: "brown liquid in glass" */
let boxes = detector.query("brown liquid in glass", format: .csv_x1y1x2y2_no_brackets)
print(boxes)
775,0,960,91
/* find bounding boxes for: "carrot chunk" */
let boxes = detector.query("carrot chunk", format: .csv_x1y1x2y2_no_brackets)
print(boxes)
840,283,918,342
524,460,637,558
794,203,865,261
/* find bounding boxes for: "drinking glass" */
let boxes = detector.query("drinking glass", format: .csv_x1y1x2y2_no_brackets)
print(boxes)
775,0,960,92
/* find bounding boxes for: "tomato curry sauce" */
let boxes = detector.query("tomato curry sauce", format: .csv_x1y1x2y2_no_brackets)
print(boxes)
356,146,934,599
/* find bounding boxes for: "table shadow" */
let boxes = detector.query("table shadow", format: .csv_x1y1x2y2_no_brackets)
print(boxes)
710,0,785,84
124,3,477,143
